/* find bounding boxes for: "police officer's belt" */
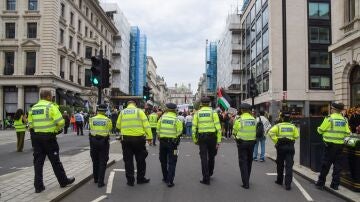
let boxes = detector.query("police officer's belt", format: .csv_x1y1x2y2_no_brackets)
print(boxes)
122,135,145,140
35,132,56,136
90,135,109,140
160,137,177,141
235,139,256,143
277,138,295,145
198,132,216,137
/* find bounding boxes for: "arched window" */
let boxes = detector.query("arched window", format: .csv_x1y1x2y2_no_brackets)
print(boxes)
350,66,360,106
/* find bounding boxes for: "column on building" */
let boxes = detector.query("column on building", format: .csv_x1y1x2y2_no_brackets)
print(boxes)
17,85,24,110
0,51,3,75
0,86,3,127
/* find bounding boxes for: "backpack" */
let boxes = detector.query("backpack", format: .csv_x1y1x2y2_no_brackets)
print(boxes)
256,116,265,138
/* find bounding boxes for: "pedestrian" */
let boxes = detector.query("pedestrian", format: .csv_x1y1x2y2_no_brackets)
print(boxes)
13,109,27,152
224,113,230,138
253,111,271,162
111,109,119,135
62,111,70,134
185,112,193,137
268,111,299,190
232,103,256,189
192,97,222,185
116,100,153,186
28,90,75,193
177,112,185,135
89,104,112,188
315,102,351,190
70,114,76,132
148,109,159,146
75,111,84,136
158,103,183,187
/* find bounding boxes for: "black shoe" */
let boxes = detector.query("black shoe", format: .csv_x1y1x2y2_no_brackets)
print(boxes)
127,181,134,186
315,182,324,190
242,184,249,189
275,180,283,185
330,184,339,190
167,182,175,187
98,182,105,188
162,178,167,183
200,180,210,185
60,177,75,188
137,178,150,184
285,186,291,191
35,186,45,193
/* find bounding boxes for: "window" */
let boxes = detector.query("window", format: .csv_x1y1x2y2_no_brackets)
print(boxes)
262,29,269,50
309,2,330,20
60,29,64,44
105,45,107,57
263,53,269,72
7,0,16,10
85,26,88,37
86,7,89,17
69,36,73,49
4,52,14,75
251,44,256,61
78,65,81,84
61,3,65,18
90,31,93,38
70,12,74,26
85,69,91,87
310,51,330,68
256,0,262,14
78,20,81,33
310,76,331,89
96,19,99,27
91,13,93,22
70,61,74,82
256,59,262,76
28,0,37,10
77,42,81,54
256,17,262,34
250,6,256,22
79,0,82,9
347,0,355,22
263,77,269,92
256,37,262,56
27,22,37,38
95,49,98,56
5,23,15,39
60,56,65,78
251,24,256,41
262,6,269,27
25,52,36,75
309,27,330,44
85,46,92,59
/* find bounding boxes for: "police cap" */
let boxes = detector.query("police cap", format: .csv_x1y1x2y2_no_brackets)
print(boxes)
200,97,211,104
281,111,291,118
97,104,107,111
166,103,177,110
331,102,344,110
239,103,252,110
127,100,136,105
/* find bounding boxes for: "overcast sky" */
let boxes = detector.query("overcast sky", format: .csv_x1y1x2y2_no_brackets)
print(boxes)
103,0,242,92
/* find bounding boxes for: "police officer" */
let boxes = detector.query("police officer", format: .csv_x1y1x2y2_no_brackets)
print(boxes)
157,103,183,187
192,97,221,185
268,111,299,190
232,103,256,189
116,100,153,186
315,102,350,190
28,90,75,193
89,104,113,188
149,108,159,146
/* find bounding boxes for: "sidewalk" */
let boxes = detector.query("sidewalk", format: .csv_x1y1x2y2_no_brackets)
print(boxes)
0,140,122,202
265,139,359,202
0,130,31,146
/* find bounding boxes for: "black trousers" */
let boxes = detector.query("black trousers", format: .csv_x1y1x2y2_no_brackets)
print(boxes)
198,133,217,182
64,124,69,134
31,134,68,189
276,140,295,187
121,136,148,183
159,139,178,183
151,128,157,145
90,136,110,184
318,143,344,186
76,121,83,135
236,139,256,187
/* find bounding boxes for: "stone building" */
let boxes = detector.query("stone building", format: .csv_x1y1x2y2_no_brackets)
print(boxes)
167,83,194,105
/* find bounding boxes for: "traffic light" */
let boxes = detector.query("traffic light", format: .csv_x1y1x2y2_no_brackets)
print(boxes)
101,59,111,88
90,56,102,87
143,85,151,101
248,78,258,98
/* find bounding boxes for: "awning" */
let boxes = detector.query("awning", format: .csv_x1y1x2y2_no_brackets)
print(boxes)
74,94,84,107
66,92,82,107
56,89,74,105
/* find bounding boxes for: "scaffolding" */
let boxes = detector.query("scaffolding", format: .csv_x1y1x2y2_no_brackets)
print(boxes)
206,41,217,93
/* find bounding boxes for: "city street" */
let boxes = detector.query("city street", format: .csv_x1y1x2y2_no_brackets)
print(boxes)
62,138,344,202
0,130,90,176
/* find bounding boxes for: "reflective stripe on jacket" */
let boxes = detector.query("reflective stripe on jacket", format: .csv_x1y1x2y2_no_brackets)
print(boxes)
148,113,158,128
268,122,299,144
233,113,256,141
14,115,26,132
192,106,222,143
157,112,182,138
89,114,112,137
317,113,350,144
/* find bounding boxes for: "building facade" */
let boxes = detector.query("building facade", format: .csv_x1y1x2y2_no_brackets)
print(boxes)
195,73,207,101
240,0,334,117
167,83,194,105
0,0,117,121
206,41,217,95
146,56,157,103
217,13,243,109
330,0,360,107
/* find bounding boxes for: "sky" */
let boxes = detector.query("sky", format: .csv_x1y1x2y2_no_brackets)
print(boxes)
102,0,242,93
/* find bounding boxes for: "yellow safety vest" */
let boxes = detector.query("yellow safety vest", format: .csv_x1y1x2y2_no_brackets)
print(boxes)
14,115,26,132
28,100,65,134
89,114,112,137
317,113,350,144
234,113,256,141
277,123,298,140
148,113,158,128
157,112,182,138
194,107,217,133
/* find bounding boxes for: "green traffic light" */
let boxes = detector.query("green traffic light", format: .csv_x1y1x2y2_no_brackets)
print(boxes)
143,95,147,100
93,78,99,85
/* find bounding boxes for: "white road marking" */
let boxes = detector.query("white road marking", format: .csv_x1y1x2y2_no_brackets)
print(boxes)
185,154,190,157
293,177,314,201
110,140,117,144
266,173,277,176
152,153,156,156
91,195,107,202
106,171,115,194
113,168,137,172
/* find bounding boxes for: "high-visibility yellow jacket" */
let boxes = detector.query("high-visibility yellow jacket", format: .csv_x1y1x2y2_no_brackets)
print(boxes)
268,122,299,144
14,115,26,132
89,113,112,137
192,106,222,143
148,112,158,128
157,112,182,139
116,104,153,140
317,113,350,144
28,100,65,134
233,113,256,141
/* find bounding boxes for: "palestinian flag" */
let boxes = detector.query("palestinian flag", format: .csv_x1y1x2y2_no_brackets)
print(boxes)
217,88,231,110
